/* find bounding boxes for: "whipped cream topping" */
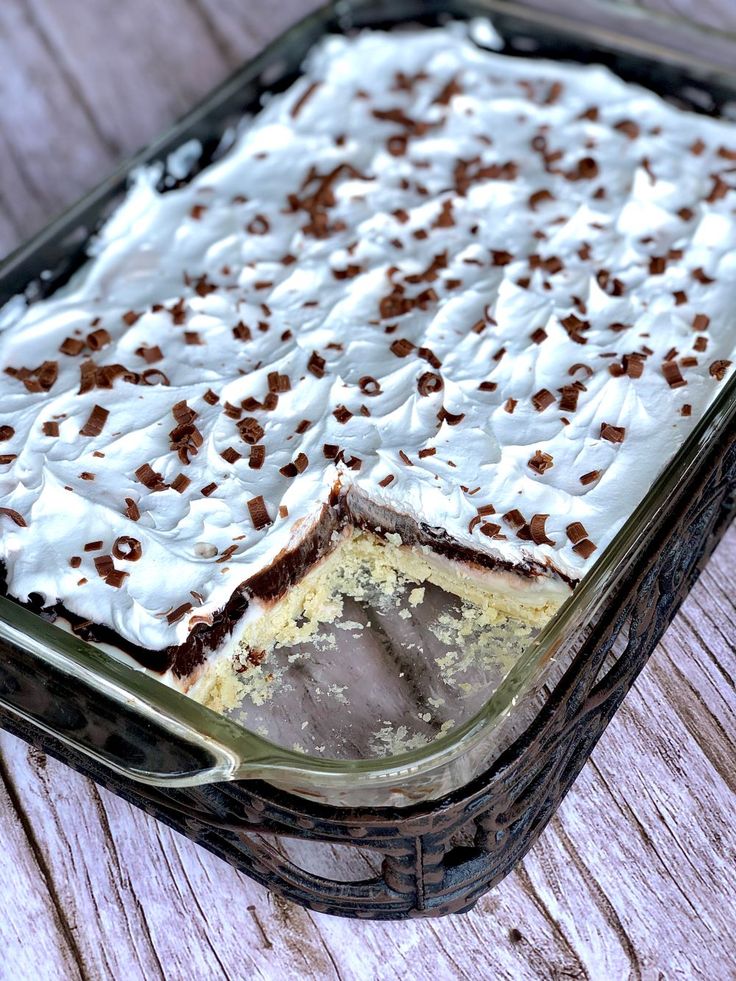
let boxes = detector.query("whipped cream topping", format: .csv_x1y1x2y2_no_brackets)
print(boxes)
1,22,735,654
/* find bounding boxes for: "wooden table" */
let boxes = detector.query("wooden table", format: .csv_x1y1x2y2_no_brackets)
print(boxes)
1,2,734,978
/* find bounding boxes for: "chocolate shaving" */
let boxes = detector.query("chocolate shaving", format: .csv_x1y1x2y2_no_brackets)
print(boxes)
171,474,191,493
248,445,265,469
167,602,193,625
216,545,238,564
600,423,626,443
503,509,525,529
105,570,128,588
418,347,442,369
359,376,382,396
480,522,501,538
87,328,111,351
693,267,715,284
478,381,497,392
692,313,710,332
135,463,168,491
559,386,579,412
170,411,204,463
390,338,414,358
42,421,60,437
566,522,588,545
710,360,731,381
491,250,514,267
112,536,142,561
307,351,326,378
141,369,170,386
333,405,352,424
614,120,640,139
531,389,555,412
560,314,590,345
323,443,339,460
222,446,242,464
124,498,141,521
454,158,518,196
572,539,597,559
566,156,598,181
60,337,85,356
437,407,464,426
247,214,270,235
79,405,109,437
707,175,730,203
418,447,436,459
232,322,252,341
0,426,15,441
84,541,103,551
528,450,554,474
398,450,413,467
94,555,115,578
529,514,555,546
268,372,291,394
580,470,601,485
247,495,272,530
662,361,687,388
201,482,218,497
379,474,395,487
136,345,163,364
622,353,645,378
504,398,517,414
0,507,26,527
291,80,320,118
529,189,554,210
417,372,443,397
238,417,265,444
648,256,666,275
7,360,59,393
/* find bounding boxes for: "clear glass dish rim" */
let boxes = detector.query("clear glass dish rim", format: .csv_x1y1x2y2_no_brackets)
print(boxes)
1,0,735,792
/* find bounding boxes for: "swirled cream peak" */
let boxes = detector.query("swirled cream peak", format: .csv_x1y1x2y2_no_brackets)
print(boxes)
0,22,735,652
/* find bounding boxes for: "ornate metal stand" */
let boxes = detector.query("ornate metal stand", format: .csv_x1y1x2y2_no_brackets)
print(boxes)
1,421,733,919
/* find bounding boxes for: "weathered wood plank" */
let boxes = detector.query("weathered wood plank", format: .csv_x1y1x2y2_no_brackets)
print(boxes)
0,755,84,981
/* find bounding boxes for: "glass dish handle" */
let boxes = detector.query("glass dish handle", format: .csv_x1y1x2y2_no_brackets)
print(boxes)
0,597,286,787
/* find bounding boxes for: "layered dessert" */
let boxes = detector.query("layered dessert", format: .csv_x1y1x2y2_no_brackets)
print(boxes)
0,22,734,709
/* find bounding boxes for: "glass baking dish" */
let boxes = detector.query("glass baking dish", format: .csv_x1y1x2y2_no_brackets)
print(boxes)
1,0,735,809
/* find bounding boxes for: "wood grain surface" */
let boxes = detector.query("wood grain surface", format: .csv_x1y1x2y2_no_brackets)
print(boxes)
0,2,735,979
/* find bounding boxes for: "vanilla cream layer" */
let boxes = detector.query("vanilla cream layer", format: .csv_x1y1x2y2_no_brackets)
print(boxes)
0,22,734,654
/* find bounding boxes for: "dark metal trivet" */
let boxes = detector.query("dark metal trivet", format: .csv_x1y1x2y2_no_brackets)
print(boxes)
1,419,733,919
